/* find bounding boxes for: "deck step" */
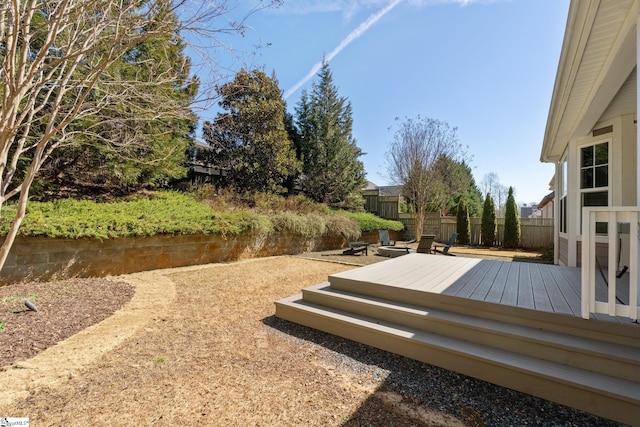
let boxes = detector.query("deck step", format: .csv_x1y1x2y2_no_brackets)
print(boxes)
275,293,640,426
301,283,640,382
328,274,640,348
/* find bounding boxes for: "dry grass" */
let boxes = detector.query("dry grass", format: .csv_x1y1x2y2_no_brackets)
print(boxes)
0,257,464,426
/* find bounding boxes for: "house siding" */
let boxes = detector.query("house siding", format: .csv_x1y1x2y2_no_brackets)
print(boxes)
621,113,637,205
575,240,610,268
559,236,569,266
599,67,636,122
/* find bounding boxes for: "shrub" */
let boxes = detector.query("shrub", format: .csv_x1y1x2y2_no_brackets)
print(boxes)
269,212,327,239
503,186,521,249
0,190,387,242
0,192,256,238
456,198,470,245
541,245,554,264
325,214,361,241
339,211,404,233
481,194,496,247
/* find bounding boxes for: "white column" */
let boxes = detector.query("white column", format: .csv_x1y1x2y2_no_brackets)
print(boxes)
637,18,640,205
554,162,561,264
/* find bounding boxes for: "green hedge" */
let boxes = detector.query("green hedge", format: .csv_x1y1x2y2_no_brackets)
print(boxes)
339,211,404,233
0,192,400,241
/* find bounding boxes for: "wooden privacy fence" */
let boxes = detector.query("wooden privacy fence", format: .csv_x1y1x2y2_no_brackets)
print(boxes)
398,213,554,249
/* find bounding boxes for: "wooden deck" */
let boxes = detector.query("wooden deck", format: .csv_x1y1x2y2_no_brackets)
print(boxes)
276,253,640,425
329,253,637,323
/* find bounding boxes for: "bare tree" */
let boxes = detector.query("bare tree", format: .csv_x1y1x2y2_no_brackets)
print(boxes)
481,172,510,216
0,0,278,271
495,184,509,216
480,172,499,198
386,116,463,239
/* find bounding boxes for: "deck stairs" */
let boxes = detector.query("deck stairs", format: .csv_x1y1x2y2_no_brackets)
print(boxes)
275,270,640,426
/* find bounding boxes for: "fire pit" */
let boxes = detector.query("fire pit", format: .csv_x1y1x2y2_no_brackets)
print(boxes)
377,246,412,258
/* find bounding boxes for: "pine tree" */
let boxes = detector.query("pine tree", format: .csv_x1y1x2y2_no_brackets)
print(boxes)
456,197,470,245
294,60,365,209
38,15,199,195
503,186,521,248
431,156,483,216
481,194,497,247
204,69,300,194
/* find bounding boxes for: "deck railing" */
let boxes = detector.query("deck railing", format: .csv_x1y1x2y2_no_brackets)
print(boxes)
581,207,639,320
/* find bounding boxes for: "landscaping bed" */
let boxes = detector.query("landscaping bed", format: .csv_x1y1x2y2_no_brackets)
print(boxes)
0,278,134,369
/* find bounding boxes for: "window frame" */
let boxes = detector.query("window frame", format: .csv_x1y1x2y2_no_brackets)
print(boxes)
559,155,568,235
578,140,610,235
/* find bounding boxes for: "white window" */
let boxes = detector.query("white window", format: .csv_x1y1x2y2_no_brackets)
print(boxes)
580,141,608,234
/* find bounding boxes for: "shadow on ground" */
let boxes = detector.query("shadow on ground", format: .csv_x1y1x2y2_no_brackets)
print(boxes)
262,315,622,427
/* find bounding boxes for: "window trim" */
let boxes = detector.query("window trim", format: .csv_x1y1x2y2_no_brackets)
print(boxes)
559,155,568,236
578,139,610,236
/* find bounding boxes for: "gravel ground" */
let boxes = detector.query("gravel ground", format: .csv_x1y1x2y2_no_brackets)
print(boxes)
266,316,624,427
291,248,626,426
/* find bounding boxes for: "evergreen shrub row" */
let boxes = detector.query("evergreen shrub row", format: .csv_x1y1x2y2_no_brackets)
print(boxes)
0,191,402,241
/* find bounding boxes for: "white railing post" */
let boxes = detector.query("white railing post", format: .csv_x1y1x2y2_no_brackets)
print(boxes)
630,212,638,321
607,210,617,316
582,207,640,320
581,207,594,319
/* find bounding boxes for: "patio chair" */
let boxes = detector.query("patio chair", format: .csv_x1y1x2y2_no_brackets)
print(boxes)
416,235,435,254
433,233,458,256
343,241,368,256
378,229,395,246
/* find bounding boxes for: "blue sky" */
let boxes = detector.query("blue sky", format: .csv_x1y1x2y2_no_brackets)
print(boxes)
194,0,570,206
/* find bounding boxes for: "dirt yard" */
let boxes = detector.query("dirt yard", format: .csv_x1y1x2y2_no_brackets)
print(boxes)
0,248,618,426
0,256,471,426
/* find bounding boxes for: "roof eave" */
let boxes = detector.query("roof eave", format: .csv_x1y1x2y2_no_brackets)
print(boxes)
540,0,597,164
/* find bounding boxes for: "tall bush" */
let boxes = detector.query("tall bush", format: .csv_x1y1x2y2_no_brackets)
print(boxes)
503,186,521,248
294,60,366,208
481,194,496,247
456,197,470,245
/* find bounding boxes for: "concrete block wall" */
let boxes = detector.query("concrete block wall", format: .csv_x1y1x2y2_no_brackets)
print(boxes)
0,230,349,285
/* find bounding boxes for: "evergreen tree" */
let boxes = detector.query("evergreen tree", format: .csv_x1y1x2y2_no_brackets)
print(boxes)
456,197,470,245
283,109,302,192
430,156,482,216
38,14,199,195
203,69,300,193
503,186,521,248
481,194,497,247
0,0,282,275
294,60,365,209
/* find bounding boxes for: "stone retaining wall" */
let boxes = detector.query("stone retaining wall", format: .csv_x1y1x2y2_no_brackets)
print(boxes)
0,230,349,285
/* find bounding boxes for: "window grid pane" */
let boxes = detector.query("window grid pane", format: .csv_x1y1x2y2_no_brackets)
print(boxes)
579,142,608,236
594,142,608,166
594,166,608,188
581,168,593,189
581,145,594,167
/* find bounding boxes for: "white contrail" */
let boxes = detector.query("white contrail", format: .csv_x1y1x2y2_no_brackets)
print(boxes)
284,0,402,100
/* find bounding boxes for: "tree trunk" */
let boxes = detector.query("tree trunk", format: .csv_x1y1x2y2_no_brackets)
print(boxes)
414,206,426,240
0,181,32,271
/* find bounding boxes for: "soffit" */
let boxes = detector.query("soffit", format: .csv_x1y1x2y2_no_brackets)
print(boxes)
541,0,638,163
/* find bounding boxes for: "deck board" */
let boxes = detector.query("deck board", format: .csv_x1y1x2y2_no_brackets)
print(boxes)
500,263,520,306
328,253,635,321
517,263,535,309
484,261,510,304
530,264,553,312
447,259,494,297
537,264,569,314
469,261,504,301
